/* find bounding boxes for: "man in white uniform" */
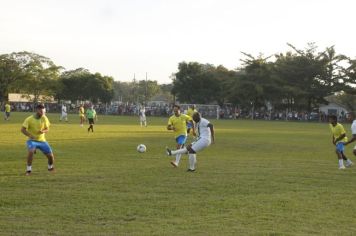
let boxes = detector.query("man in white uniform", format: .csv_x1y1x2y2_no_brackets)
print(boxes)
59,104,68,122
166,112,215,172
139,106,147,127
345,112,356,157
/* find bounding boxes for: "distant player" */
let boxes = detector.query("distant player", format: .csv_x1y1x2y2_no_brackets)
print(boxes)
4,102,11,121
79,104,85,127
167,112,215,172
86,105,97,132
329,115,353,169
345,112,356,156
167,105,194,168
139,106,147,127
186,104,198,134
59,104,68,122
21,104,55,176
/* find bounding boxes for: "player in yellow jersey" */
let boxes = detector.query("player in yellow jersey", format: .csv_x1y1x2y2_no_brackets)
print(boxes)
4,102,11,121
79,104,85,127
21,104,55,176
167,105,195,168
329,115,353,169
186,104,198,134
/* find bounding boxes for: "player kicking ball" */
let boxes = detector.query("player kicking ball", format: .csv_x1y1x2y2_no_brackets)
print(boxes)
166,112,215,172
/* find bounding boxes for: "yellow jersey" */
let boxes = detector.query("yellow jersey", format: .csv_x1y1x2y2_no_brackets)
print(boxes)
187,108,197,118
22,115,50,142
168,114,191,138
330,123,348,143
5,104,11,112
79,107,85,117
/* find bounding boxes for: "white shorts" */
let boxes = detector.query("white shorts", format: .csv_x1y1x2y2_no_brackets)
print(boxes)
140,116,146,122
354,145,356,150
191,138,211,152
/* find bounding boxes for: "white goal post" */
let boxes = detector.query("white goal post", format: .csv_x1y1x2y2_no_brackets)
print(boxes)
179,104,220,119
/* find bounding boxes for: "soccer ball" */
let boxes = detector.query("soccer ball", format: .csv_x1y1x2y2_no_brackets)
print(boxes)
137,144,146,153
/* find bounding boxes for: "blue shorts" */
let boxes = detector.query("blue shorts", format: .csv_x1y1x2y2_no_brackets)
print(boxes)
26,140,53,154
175,135,187,145
187,123,193,129
336,142,345,153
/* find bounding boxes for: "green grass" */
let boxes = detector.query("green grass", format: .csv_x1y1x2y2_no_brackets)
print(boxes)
1,112,356,235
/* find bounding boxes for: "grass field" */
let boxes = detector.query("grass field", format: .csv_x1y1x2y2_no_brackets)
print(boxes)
1,112,356,235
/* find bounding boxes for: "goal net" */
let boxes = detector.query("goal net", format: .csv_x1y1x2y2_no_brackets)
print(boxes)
179,104,220,119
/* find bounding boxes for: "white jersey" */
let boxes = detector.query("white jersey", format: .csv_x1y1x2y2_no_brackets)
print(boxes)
351,120,356,135
196,118,211,141
61,105,67,114
139,109,146,118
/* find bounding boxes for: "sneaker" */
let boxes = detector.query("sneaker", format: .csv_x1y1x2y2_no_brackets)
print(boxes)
170,161,178,168
25,171,31,176
346,162,353,167
339,166,346,170
166,147,172,156
187,169,196,172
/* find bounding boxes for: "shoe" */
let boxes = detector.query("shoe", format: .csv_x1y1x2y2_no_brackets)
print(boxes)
187,169,196,172
339,166,346,170
25,171,31,176
48,167,55,172
166,147,172,156
170,161,178,168
346,162,353,167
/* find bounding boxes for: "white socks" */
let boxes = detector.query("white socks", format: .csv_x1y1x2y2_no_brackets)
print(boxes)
346,159,353,165
48,164,53,169
339,159,344,168
189,154,196,170
27,165,32,171
171,147,188,155
175,154,182,165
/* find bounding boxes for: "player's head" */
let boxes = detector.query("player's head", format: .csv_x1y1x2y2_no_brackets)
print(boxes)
328,115,337,126
347,112,356,121
192,112,201,123
190,104,196,109
173,105,181,116
36,103,46,117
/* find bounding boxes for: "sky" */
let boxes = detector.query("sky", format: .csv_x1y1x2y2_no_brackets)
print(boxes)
1,0,355,84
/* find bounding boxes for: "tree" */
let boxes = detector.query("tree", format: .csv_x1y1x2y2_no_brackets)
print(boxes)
9,51,62,105
0,54,22,102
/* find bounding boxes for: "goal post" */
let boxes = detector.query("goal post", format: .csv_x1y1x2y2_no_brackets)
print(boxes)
179,104,220,119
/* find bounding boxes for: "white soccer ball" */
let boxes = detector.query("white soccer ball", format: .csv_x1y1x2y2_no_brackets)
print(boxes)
137,144,146,153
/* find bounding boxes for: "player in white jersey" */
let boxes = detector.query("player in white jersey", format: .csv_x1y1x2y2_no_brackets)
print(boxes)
166,112,215,172
59,104,68,122
139,106,147,127
345,112,356,157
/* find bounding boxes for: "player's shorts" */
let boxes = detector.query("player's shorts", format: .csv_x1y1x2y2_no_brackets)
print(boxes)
26,140,53,154
187,122,193,129
175,135,187,145
5,112,10,117
191,137,211,153
140,116,146,122
354,145,356,150
88,118,94,124
336,142,345,153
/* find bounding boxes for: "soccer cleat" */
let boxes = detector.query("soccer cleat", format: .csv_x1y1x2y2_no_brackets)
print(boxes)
48,167,55,173
187,169,196,172
166,147,172,156
170,161,178,168
339,166,346,170
25,171,31,176
346,162,353,167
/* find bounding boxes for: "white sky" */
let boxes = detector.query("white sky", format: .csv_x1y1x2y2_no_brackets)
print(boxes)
1,0,355,84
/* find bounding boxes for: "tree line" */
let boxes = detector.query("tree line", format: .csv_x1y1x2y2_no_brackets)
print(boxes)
1,43,356,113
172,43,356,112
